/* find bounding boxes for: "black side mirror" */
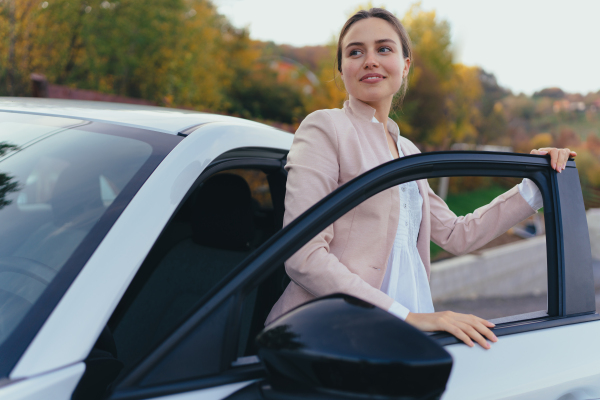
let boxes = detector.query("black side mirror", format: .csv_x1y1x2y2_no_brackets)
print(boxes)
248,294,453,399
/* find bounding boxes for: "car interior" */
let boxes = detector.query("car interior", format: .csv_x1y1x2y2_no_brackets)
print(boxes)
99,163,289,393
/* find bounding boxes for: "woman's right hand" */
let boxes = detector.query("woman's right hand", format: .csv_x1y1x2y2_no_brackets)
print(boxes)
405,311,497,349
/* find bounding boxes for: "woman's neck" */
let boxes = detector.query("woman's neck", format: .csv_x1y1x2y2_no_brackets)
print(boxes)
362,96,393,129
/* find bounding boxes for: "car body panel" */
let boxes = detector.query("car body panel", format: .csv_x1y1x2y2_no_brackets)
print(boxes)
10,121,292,379
443,320,600,399
0,98,271,135
0,363,84,400
150,381,255,400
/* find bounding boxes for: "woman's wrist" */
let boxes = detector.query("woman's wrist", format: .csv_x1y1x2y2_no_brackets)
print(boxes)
388,301,410,320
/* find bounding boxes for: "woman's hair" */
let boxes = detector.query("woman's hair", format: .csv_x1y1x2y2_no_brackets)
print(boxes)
335,8,413,105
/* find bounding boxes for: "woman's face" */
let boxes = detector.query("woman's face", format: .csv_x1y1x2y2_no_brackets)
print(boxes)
340,18,410,105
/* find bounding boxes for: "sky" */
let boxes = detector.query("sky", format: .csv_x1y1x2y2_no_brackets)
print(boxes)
215,0,600,95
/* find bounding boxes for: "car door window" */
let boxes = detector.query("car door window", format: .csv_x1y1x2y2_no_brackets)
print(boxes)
427,176,548,322
234,174,548,360
106,165,284,377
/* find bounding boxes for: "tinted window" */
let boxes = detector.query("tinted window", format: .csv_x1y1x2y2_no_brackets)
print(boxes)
0,113,156,350
109,167,281,374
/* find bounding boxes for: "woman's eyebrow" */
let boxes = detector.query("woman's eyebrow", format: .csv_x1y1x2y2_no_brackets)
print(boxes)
345,38,397,49
345,41,364,49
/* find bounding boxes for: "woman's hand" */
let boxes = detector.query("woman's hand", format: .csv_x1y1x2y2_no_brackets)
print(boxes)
530,147,577,173
405,311,497,349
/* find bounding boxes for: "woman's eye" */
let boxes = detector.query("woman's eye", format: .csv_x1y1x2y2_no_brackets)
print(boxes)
349,49,362,56
379,47,392,53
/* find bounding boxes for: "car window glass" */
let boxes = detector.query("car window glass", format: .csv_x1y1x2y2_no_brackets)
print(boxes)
427,176,547,322
108,167,281,376
0,115,152,347
235,175,547,360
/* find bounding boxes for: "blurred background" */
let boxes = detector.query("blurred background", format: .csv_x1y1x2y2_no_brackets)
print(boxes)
2,0,599,317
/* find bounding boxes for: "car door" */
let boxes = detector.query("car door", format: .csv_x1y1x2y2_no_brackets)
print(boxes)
103,151,598,400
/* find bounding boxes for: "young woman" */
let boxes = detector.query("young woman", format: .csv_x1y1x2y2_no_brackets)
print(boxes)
265,8,576,349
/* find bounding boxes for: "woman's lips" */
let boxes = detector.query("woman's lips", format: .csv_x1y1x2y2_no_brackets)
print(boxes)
360,73,385,83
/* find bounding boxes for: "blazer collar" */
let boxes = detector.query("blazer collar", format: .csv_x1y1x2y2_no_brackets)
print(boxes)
346,95,377,122
345,95,401,145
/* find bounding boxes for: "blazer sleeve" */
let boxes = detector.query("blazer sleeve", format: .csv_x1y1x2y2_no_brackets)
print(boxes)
283,110,394,311
397,137,538,256
429,182,537,256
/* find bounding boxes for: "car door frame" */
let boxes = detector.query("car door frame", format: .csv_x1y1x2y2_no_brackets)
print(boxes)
109,151,598,400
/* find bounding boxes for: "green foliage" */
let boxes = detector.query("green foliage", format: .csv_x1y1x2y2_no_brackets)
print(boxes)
429,185,509,259
392,3,499,149
0,142,20,209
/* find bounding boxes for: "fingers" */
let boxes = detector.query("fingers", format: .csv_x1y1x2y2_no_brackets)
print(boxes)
557,148,570,172
455,321,490,349
406,311,498,349
547,148,560,171
456,315,498,346
441,320,474,348
530,149,548,155
440,312,497,349
533,147,575,172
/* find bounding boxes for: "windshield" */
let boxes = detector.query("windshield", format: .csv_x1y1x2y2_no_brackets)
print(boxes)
0,112,179,358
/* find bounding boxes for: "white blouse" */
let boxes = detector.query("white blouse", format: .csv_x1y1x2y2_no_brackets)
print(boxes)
371,117,543,320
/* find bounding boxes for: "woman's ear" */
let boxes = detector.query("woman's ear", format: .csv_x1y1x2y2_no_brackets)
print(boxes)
403,58,411,78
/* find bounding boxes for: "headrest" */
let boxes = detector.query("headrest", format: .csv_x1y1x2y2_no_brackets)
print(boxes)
191,173,254,251
51,167,104,227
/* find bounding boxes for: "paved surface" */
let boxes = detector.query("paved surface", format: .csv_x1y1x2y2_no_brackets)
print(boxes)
434,261,600,320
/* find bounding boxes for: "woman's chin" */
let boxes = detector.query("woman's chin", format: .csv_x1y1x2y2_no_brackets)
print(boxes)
352,90,395,105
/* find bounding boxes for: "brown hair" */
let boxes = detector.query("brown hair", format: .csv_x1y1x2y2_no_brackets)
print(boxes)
335,8,413,105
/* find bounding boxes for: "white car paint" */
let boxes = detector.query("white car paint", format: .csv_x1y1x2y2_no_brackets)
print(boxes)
0,97,268,135
0,363,84,400
150,381,255,400
443,320,600,400
11,121,292,379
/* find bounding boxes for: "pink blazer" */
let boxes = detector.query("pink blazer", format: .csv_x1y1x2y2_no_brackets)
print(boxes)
265,95,536,325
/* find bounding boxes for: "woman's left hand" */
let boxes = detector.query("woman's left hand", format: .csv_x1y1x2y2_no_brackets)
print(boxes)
530,147,577,173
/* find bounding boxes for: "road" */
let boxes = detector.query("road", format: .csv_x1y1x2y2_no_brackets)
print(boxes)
433,261,600,320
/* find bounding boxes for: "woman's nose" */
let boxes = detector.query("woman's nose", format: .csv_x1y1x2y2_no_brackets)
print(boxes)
363,51,379,69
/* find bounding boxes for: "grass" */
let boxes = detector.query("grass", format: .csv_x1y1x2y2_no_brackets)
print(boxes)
429,185,511,259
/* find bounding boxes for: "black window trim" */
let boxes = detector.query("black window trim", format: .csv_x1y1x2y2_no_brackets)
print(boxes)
110,151,599,399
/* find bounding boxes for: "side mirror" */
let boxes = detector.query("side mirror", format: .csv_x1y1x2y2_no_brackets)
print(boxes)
254,294,453,399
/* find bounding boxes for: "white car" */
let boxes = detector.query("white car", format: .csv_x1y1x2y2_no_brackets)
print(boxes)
0,98,598,400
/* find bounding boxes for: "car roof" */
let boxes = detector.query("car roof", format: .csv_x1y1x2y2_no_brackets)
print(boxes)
0,97,282,135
